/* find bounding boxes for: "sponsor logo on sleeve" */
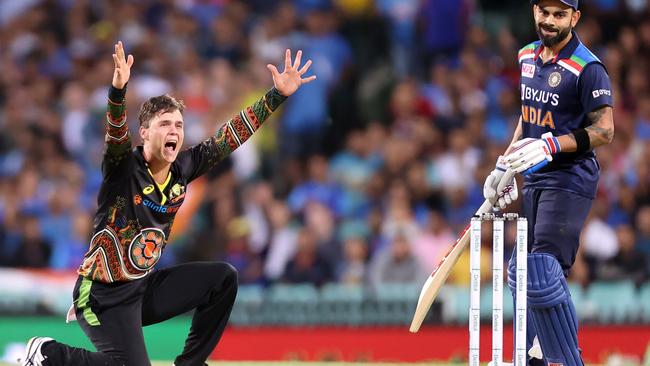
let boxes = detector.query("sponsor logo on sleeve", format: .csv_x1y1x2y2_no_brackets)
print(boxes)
592,89,611,98
522,64,535,78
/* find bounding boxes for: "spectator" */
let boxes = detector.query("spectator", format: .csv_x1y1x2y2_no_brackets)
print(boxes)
375,0,419,77
282,227,333,286
412,211,456,273
13,213,51,268
582,201,619,264
368,233,421,288
287,154,344,216
634,206,650,260
336,220,370,284
597,224,648,286
418,0,472,71
264,200,299,281
279,2,352,158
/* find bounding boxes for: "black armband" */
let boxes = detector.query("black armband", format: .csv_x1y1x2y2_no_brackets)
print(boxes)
108,83,128,104
572,128,590,153
265,87,287,112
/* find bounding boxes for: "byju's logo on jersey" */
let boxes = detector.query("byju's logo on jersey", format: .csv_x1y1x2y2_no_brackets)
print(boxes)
521,85,560,106
548,72,562,87
592,89,611,98
522,64,535,78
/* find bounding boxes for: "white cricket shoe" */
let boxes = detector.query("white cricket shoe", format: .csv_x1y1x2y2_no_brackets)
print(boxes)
528,335,543,359
19,337,53,366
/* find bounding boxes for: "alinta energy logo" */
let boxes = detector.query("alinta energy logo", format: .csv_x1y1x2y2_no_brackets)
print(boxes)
142,198,180,214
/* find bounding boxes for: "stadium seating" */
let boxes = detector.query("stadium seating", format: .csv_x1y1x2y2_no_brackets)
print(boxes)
638,282,650,322
583,280,638,323
319,283,364,325
267,284,320,325
440,285,470,324
566,282,587,321
168,280,649,326
368,283,420,325
231,284,265,325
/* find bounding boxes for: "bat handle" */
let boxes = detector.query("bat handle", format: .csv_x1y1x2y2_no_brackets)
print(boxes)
475,199,495,217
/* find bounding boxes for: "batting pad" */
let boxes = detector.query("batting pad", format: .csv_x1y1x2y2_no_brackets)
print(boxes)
527,253,583,366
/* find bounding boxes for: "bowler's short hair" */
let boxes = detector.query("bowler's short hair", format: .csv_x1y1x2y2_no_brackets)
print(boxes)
138,95,185,128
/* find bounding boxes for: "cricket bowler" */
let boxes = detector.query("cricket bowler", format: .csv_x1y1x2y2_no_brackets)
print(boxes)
20,41,315,366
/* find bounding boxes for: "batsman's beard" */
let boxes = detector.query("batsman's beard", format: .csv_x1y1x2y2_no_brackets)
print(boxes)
536,23,572,48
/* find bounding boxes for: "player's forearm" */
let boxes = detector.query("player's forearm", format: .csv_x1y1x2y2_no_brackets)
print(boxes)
106,85,129,142
503,118,523,156
557,106,614,152
556,134,577,152
585,106,615,147
211,87,287,156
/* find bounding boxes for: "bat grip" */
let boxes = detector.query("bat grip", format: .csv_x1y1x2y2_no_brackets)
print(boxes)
475,199,495,216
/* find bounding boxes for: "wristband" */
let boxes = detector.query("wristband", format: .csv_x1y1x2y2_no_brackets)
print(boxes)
265,87,288,112
572,128,590,153
109,83,128,104
541,132,561,154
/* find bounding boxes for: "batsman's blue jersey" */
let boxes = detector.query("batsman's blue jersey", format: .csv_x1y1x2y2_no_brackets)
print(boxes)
518,32,613,198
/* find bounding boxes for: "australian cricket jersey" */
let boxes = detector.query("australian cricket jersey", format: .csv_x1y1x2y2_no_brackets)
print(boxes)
518,32,613,198
78,86,286,283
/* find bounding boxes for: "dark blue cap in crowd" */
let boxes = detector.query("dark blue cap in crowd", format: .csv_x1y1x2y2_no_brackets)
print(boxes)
530,0,578,9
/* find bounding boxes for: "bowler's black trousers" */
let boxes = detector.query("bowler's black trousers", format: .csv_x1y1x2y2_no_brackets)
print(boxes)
44,262,238,366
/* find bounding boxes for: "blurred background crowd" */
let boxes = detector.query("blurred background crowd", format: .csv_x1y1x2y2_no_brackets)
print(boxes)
1,0,650,290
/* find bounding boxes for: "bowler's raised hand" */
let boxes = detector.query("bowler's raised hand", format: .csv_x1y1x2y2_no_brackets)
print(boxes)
267,49,316,97
112,41,134,89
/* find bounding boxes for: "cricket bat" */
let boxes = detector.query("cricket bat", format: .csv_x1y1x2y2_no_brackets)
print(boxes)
409,199,494,333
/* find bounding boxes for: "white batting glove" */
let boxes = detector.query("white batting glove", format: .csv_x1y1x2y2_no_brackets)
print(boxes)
495,170,518,210
483,156,506,201
504,132,560,176
484,158,518,210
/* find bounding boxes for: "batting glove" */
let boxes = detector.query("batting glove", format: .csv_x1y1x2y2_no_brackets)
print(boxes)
484,158,518,210
504,132,560,176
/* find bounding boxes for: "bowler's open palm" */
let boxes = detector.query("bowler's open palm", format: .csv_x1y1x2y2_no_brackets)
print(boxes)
112,41,134,89
267,49,316,97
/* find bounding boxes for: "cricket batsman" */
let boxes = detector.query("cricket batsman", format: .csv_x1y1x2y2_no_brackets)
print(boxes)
483,0,614,365
20,41,315,366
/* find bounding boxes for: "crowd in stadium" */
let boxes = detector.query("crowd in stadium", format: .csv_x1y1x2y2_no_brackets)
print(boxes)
1,0,649,288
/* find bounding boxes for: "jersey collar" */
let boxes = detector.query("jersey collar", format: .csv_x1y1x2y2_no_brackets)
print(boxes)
534,31,581,64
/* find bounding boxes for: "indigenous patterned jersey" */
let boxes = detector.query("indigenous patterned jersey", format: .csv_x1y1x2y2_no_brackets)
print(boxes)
518,32,613,198
78,86,286,283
